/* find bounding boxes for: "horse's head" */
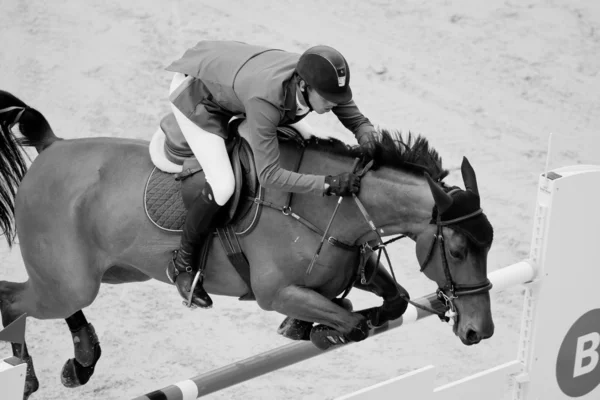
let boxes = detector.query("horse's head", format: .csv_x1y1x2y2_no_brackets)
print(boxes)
292,130,495,345
415,157,494,345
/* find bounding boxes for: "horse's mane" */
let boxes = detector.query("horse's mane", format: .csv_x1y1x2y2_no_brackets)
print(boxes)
303,128,449,181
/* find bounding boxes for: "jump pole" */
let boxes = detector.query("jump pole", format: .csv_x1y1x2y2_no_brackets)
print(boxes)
133,261,536,400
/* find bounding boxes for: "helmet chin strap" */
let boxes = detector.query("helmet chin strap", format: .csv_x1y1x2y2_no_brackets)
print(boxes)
300,88,313,111
297,77,314,111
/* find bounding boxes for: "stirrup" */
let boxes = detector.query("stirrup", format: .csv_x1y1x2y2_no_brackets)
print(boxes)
182,270,204,309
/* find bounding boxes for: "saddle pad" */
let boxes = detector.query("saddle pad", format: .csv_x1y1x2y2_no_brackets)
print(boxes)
144,167,187,232
144,124,303,233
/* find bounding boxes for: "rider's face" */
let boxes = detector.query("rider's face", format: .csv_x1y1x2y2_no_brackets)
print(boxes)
307,87,337,114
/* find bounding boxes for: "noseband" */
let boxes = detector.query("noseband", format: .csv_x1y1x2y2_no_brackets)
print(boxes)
417,189,493,323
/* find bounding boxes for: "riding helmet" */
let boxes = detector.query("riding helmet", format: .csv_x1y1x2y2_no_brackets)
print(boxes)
296,45,352,104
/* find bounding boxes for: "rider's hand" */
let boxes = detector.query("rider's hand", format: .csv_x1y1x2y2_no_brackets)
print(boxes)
357,131,379,170
324,173,361,196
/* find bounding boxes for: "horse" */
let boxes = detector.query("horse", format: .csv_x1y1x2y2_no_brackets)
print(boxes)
0,90,495,399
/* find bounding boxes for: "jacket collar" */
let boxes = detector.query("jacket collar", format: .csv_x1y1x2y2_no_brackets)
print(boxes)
282,74,300,120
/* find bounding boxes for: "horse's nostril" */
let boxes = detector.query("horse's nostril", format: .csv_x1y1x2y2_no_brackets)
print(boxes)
466,329,480,344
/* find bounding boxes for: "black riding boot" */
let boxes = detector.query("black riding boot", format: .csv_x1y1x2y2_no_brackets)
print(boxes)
167,183,221,308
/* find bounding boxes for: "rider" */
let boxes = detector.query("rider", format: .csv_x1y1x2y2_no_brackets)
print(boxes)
164,40,379,309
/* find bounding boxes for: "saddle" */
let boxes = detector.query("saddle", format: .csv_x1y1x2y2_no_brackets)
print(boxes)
144,113,306,301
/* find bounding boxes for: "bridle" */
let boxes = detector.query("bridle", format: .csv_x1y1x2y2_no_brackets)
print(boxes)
416,188,493,324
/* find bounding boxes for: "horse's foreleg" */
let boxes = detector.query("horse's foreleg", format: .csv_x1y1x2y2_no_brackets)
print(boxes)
277,251,409,341
353,252,410,327
277,297,352,341
0,281,39,399
266,285,369,349
61,310,102,388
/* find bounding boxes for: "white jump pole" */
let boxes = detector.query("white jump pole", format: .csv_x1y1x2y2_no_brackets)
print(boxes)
133,260,537,400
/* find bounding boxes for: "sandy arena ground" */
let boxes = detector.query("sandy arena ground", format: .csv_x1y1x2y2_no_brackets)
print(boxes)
0,1,599,399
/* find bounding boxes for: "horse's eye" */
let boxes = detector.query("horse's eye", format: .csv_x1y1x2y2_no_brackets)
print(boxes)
449,248,465,260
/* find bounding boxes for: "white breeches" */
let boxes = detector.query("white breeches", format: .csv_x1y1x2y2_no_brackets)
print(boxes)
169,73,235,206
168,73,316,205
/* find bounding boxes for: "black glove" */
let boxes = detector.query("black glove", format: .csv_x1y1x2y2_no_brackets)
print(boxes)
324,173,361,196
357,132,380,170
361,141,378,169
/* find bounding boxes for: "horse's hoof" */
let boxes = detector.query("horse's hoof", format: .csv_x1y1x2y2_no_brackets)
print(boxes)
23,377,39,400
309,318,371,350
277,317,313,341
71,323,99,367
356,307,385,328
23,357,39,399
309,324,350,350
345,319,370,342
61,342,101,388
61,358,94,388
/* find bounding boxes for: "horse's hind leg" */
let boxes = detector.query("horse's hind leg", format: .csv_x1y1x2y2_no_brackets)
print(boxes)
1,242,105,398
0,281,40,399
61,310,102,388
60,264,153,388
60,265,151,388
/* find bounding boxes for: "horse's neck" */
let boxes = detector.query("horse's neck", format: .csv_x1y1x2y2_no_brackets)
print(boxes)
354,168,434,242
293,148,435,245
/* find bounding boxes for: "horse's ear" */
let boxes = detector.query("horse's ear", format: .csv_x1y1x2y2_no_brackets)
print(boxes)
425,173,453,214
461,157,479,197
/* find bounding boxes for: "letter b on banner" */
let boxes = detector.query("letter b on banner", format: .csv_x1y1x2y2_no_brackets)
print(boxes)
574,332,600,378
557,309,600,397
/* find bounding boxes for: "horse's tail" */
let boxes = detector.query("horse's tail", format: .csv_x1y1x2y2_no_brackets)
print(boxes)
0,90,61,248
0,90,60,151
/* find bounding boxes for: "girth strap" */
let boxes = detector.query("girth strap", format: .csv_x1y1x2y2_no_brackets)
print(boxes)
216,225,255,301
